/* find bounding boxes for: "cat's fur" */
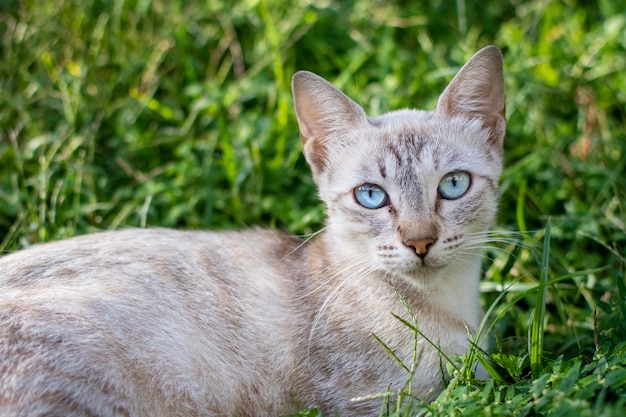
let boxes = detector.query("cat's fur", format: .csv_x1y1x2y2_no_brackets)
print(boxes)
0,46,505,416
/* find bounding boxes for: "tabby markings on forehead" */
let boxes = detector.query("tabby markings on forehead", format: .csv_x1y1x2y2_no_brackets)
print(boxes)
384,134,430,177
403,135,427,163
385,143,404,167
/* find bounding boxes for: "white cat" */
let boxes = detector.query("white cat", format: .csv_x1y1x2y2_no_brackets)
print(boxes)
0,46,505,416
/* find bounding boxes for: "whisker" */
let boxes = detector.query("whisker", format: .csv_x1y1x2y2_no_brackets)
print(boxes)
462,232,540,255
311,261,377,335
305,259,379,362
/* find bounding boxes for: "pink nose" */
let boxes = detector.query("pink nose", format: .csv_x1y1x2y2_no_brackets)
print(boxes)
403,238,436,258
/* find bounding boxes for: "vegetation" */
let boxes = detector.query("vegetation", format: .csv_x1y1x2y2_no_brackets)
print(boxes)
1,0,624,414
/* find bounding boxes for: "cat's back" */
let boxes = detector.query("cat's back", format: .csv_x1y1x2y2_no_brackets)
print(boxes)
0,228,307,417
0,228,305,326
0,227,303,289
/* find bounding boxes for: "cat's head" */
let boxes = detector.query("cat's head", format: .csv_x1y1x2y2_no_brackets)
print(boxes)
292,46,505,283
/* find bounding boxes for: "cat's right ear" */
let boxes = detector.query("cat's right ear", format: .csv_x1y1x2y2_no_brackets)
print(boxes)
292,71,368,177
436,46,506,151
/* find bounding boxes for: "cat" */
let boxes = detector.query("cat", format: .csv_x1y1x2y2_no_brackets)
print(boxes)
0,45,505,417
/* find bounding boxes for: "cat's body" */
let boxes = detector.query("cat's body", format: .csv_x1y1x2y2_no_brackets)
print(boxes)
0,46,505,416
0,228,467,416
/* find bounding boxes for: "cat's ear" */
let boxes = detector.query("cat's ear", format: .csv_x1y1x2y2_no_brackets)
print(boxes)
292,71,368,177
437,46,506,149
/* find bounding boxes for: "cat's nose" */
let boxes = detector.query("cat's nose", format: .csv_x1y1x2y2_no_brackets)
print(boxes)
403,237,436,258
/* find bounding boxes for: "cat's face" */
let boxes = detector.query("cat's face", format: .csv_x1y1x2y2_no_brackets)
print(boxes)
293,46,505,283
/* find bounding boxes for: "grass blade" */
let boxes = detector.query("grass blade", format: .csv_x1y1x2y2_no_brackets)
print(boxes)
372,332,410,374
530,218,551,377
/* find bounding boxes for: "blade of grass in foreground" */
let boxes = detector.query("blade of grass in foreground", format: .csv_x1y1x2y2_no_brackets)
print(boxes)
530,218,551,377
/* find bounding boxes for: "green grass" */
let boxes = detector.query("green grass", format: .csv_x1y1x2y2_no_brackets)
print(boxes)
1,0,625,415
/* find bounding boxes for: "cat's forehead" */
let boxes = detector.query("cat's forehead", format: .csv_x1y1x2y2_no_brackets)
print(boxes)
372,110,492,163
329,109,503,188
320,108,501,194
371,109,432,138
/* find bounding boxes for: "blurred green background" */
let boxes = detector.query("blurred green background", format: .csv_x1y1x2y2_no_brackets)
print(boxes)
1,0,625,413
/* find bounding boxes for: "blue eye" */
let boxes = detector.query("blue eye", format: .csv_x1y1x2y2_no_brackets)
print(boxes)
438,171,471,200
354,184,389,209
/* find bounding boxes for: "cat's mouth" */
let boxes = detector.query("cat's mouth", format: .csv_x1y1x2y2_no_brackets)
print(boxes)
378,251,448,275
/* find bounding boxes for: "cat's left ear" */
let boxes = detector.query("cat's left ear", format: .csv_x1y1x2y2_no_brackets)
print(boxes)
437,46,506,149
